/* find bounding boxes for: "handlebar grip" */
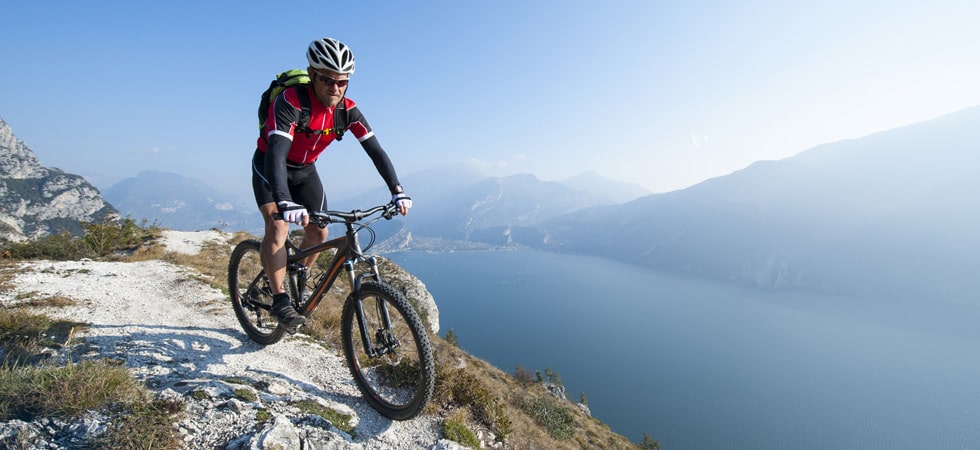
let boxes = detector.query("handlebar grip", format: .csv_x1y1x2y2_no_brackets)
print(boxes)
272,212,327,228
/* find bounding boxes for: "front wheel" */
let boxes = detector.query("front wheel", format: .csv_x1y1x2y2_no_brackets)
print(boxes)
229,240,286,345
341,282,435,420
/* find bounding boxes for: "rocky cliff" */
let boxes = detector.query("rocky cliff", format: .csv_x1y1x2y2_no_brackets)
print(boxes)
0,118,114,242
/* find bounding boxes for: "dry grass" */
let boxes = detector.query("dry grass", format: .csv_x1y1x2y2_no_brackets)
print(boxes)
0,359,142,420
17,295,77,309
0,309,86,367
304,292,346,349
0,357,184,449
428,337,639,449
0,261,18,294
0,301,184,449
0,235,185,447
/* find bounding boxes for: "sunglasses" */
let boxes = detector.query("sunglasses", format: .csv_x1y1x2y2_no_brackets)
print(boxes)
312,72,349,88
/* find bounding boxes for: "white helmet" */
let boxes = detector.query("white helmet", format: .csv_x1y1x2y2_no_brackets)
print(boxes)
307,38,355,74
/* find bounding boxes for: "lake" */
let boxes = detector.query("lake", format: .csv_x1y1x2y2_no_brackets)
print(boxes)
387,249,980,449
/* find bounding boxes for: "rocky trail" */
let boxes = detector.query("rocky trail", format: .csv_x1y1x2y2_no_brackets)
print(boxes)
0,231,461,449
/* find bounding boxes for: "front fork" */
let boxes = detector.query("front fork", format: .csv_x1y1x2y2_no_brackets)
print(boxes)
347,256,397,358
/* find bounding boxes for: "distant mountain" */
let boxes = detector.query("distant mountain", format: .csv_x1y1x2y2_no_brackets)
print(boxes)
101,162,645,241
335,163,646,248
558,171,651,204
103,171,261,233
395,167,643,246
537,106,980,304
0,117,115,242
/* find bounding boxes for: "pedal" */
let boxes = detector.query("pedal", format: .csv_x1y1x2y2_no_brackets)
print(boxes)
283,320,306,335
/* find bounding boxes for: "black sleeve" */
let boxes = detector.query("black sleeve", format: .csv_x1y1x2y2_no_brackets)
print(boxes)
265,134,293,203
347,106,403,194
362,137,402,194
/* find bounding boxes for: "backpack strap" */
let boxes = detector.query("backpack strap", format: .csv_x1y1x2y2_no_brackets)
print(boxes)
294,87,349,141
333,99,348,141
294,86,313,136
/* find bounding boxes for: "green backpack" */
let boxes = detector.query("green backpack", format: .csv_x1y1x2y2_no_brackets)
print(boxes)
257,69,348,142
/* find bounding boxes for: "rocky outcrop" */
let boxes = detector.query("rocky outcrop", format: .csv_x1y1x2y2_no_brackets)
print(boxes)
377,255,440,335
0,117,115,242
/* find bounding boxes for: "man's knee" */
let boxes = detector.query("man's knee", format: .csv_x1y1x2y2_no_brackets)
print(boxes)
304,225,328,242
262,220,290,244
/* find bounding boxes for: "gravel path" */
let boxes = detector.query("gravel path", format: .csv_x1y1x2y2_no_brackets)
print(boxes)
1,231,447,449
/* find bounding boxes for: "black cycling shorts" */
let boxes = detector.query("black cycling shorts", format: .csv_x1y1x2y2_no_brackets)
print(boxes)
251,150,327,212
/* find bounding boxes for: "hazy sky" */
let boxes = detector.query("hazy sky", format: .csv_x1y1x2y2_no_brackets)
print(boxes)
3,1,980,197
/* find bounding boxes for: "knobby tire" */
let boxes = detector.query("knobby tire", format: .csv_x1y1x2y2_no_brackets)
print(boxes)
229,240,286,345
341,282,435,420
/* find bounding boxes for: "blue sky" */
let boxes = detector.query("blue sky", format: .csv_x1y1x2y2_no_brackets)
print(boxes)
3,1,980,197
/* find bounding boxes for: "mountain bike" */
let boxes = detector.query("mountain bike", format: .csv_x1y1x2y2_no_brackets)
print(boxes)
227,202,435,420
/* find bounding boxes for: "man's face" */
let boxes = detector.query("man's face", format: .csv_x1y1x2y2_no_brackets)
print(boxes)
309,68,349,107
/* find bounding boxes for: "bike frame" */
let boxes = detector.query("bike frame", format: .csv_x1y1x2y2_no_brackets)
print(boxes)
283,215,395,358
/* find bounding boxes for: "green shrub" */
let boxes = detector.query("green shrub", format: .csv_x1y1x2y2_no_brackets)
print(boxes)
255,408,272,423
234,388,257,402
435,365,513,440
2,215,157,261
6,231,87,260
518,396,575,441
290,399,354,435
443,416,480,448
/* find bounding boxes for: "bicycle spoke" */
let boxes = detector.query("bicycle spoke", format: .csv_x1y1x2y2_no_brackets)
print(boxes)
341,282,434,420
229,240,286,345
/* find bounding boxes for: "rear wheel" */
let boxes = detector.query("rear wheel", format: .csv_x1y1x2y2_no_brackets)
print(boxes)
229,240,285,345
341,282,435,420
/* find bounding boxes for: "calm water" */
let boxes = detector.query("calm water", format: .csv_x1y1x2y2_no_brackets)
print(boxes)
387,249,980,449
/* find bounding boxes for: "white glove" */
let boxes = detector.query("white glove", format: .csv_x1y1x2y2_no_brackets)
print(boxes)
392,192,412,213
277,201,308,224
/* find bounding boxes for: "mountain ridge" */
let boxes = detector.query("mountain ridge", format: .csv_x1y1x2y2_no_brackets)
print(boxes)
536,106,980,303
0,117,115,242
102,170,260,233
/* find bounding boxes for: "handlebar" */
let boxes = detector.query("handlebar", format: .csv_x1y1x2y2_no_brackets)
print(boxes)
293,202,400,228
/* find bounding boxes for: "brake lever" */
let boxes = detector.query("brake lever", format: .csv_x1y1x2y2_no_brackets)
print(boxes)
383,203,400,220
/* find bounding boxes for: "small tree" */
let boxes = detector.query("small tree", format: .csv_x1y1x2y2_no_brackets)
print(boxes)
579,391,588,405
83,215,145,256
444,328,459,347
543,367,563,387
640,433,661,450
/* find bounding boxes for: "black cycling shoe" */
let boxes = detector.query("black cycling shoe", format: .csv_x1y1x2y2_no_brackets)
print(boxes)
271,296,306,333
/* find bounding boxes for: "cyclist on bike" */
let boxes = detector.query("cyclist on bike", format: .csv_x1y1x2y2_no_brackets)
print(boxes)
252,37,412,330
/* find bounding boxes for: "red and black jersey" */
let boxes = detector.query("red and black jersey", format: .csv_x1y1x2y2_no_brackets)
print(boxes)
256,86,374,164
255,85,401,204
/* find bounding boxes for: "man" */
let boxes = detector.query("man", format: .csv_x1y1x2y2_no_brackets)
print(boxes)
252,37,411,331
